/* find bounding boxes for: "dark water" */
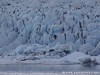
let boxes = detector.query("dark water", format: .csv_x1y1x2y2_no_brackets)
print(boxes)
0,64,99,73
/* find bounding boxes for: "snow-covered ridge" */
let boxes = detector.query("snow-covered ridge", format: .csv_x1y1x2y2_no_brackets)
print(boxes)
0,0,100,57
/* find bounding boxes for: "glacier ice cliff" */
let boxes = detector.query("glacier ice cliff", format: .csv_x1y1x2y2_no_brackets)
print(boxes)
0,0,100,58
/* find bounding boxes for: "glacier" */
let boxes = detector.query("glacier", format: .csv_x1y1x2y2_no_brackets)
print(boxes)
0,0,100,64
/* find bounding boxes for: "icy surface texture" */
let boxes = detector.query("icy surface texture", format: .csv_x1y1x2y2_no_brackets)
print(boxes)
0,0,100,56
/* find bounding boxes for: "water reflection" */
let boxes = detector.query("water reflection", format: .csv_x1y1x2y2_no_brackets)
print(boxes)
0,64,99,72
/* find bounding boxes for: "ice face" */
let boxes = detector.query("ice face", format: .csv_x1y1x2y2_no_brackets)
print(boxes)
0,0,100,56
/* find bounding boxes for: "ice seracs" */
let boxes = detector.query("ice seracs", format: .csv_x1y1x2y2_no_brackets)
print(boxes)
0,0,100,64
